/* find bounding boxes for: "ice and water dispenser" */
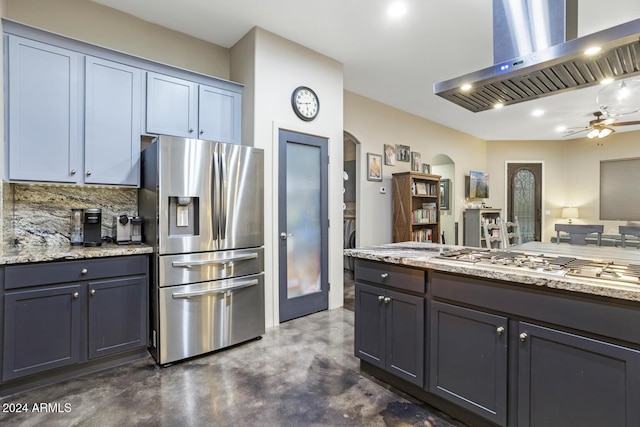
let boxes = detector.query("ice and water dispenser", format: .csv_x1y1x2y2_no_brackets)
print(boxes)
169,196,200,236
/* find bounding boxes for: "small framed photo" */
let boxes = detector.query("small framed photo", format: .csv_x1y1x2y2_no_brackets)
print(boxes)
396,144,410,162
384,144,396,166
411,152,421,171
421,163,431,174
366,153,383,181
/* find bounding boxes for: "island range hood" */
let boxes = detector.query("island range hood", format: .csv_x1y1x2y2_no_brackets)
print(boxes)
434,1,640,113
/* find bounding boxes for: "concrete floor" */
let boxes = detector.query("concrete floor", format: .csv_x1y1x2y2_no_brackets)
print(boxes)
0,276,465,427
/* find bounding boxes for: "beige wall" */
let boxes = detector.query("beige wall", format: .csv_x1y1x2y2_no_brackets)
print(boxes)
344,91,487,246
231,27,344,327
3,0,230,79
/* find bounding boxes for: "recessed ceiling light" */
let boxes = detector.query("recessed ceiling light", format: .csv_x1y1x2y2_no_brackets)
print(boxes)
494,102,504,109
460,84,472,91
532,109,544,117
600,78,613,85
388,2,407,18
584,46,601,56
556,125,567,132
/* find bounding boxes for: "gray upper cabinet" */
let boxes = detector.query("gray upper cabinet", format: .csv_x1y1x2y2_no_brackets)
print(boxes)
146,72,197,138
146,72,241,144
198,84,241,144
85,57,142,186
6,35,80,183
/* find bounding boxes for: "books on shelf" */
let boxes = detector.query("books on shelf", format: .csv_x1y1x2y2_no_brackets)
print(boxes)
411,228,433,242
412,202,437,223
412,181,438,196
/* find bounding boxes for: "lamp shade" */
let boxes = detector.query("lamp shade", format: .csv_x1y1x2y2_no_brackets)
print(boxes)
562,207,579,219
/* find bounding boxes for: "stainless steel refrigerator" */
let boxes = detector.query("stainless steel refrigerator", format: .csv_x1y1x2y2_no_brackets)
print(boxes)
139,135,264,365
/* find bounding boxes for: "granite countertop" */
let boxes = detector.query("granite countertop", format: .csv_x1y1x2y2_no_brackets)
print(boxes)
0,243,153,265
344,242,640,303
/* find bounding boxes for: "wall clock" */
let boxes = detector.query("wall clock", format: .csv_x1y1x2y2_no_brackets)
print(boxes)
291,86,319,121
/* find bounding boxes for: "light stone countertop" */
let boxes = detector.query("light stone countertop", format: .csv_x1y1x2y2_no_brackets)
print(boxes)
344,241,640,303
0,243,153,265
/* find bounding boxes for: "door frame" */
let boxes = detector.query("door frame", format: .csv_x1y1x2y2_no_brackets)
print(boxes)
276,127,330,323
504,161,545,242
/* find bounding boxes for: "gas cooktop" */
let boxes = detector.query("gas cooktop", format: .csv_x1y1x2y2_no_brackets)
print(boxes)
438,249,640,286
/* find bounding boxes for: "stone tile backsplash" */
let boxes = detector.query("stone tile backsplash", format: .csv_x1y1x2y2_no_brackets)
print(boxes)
3,183,138,249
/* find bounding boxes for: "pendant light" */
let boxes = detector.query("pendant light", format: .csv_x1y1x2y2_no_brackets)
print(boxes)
597,78,640,117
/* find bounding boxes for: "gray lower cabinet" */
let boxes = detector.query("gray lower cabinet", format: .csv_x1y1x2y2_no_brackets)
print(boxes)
354,261,425,387
2,256,148,383
518,322,640,427
3,284,84,380
429,301,508,426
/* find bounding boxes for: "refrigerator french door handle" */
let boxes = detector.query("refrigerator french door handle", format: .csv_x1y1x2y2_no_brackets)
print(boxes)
171,253,259,268
220,150,227,240
212,151,220,241
171,279,259,299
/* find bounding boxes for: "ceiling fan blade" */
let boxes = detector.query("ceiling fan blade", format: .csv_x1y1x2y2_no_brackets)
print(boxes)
611,120,640,126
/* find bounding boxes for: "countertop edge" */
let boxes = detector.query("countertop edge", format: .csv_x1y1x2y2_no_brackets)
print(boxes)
0,244,154,265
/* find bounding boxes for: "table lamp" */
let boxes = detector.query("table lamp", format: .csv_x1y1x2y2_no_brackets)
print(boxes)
562,207,579,224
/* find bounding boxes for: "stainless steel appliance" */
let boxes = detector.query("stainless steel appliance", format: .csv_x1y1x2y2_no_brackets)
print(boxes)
139,135,265,365
83,208,102,247
112,214,132,244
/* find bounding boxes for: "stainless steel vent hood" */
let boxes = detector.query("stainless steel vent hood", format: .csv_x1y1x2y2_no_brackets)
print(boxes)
434,5,640,113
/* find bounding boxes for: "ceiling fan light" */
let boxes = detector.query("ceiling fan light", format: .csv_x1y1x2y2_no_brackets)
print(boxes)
598,128,614,138
586,129,599,139
597,78,640,117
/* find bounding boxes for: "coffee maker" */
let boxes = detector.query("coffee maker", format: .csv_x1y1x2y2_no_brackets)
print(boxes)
83,208,102,247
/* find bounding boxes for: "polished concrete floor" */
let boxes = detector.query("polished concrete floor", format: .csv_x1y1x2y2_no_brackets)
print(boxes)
0,273,465,427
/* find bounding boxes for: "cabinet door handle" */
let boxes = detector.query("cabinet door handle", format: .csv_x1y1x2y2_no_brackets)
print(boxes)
496,326,505,335
90,289,96,296
519,332,528,342
86,171,92,176
73,292,79,299
70,169,76,175
380,273,389,279
378,295,385,302
81,268,88,275
384,297,391,304
200,129,204,134
189,128,194,133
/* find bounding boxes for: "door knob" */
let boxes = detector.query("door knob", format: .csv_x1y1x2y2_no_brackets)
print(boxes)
280,232,294,240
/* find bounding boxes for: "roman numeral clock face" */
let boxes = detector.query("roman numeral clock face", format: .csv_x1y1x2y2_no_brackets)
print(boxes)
292,86,319,121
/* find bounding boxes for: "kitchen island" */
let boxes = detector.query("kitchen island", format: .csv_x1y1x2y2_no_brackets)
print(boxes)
345,242,640,427
0,244,153,397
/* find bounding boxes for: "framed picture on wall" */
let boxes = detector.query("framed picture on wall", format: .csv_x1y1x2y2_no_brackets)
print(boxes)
384,144,396,166
367,153,383,181
421,163,431,174
440,179,450,210
411,152,421,171
396,144,410,162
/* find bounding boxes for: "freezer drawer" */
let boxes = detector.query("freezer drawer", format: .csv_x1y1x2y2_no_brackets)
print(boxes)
157,273,265,364
158,248,264,287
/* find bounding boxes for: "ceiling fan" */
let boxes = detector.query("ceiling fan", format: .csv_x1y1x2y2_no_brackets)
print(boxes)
564,111,640,139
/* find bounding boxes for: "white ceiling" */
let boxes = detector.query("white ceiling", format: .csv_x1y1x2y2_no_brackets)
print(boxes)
92,0,640,141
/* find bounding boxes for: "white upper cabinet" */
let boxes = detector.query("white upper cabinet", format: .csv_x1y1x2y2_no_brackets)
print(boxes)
146,73,241,144
85,57,142,186
7,36,80,183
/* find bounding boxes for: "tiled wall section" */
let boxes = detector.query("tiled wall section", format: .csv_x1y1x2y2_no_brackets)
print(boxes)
3,183,138,248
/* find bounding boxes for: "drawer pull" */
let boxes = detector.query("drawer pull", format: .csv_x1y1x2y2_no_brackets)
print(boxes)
81,268,88,275
73,292,79,299
90,289,96,296
378,295,385,302
496,326,505,335
172,253,258,268
519,332,528,342
384,297,391,304
380,273,389,279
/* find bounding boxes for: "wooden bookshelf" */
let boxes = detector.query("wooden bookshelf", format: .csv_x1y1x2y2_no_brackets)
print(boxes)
392,172,441,243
